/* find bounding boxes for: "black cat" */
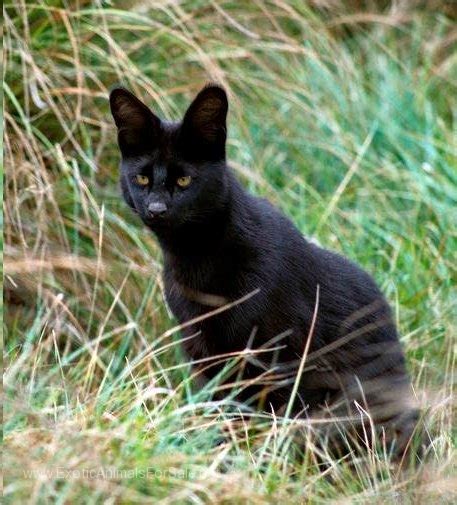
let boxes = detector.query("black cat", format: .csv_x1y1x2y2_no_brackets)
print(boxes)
110,84,419,458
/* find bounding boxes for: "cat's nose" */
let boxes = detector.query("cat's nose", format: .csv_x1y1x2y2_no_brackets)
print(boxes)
147,201,167,218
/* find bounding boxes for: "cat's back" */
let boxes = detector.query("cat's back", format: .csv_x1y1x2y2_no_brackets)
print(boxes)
247,192,398,337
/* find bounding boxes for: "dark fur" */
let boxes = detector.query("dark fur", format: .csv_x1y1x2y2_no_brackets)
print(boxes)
110,84,419,458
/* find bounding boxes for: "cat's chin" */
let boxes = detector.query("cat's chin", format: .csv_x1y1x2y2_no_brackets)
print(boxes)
142,217,170,232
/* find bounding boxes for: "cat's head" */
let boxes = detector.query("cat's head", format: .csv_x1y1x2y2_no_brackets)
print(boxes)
109,84,229,232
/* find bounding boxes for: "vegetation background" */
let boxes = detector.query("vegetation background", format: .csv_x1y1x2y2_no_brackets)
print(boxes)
3,0,456,503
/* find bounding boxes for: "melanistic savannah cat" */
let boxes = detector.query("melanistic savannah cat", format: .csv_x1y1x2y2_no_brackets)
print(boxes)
109,84,419,458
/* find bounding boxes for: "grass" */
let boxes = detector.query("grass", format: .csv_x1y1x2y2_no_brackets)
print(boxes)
3,1,456,503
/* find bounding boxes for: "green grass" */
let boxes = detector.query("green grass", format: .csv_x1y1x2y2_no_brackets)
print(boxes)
3,1,456,503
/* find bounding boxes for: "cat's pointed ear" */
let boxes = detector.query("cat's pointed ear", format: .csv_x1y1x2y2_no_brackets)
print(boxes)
109,87,160,155
181,85,228,160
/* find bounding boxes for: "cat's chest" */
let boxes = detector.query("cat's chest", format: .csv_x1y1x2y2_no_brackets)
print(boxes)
163,266,237,323
163,251,244,298
162,262,258,346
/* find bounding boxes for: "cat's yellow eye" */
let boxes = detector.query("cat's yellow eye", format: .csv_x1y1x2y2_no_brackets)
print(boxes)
177,175,192,188
135,174,149,186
